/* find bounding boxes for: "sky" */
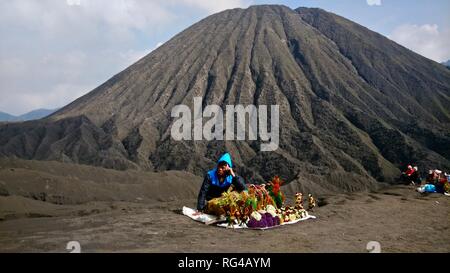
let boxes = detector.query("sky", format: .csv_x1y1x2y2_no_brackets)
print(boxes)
0,0,449,115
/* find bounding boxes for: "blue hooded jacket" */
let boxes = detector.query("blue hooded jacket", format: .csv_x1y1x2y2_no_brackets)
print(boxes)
207,153,233,188
197,153,247,211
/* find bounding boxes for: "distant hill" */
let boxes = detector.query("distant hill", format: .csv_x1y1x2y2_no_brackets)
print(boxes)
0,112,17,122
442,60,450,69
0,108,59,122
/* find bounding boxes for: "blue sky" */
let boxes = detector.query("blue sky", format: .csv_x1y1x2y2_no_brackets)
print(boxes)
0,0,449,115
273,0,450,35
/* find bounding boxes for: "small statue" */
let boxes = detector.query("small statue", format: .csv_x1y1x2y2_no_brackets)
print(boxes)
295,192,304,210
308,194,316,211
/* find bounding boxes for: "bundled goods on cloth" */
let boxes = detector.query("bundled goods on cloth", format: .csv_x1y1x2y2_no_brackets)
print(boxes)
204,176,316,229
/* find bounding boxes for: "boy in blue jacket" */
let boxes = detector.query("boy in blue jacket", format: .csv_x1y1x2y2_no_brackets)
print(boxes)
196,153,247,212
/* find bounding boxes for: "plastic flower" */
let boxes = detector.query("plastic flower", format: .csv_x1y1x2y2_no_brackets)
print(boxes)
250,211,262,221
266,205,277,217
289,214,297,222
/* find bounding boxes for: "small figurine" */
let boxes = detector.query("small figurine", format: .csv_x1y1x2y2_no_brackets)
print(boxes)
308,194,316,211
295,192,304,210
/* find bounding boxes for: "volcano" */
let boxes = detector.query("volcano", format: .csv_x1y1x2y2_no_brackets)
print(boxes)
1,5,450,194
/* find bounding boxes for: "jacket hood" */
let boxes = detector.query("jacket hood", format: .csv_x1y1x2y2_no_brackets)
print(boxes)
217,153,233,168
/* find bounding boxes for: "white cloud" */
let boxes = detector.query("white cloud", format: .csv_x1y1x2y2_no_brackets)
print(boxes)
367,0,382,6
67,0,81,6
0,82,96,114
389,24,450,63
178,0,250,13
0,0,250,115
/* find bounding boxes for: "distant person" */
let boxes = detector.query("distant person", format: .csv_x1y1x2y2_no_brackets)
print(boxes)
435,171,447,194
444,173,450,196
410,166,421,185
417,169,446,194
401,165,415,184
404,165,415,176
432,170,443,184
196,153,247,213
426,170,436,184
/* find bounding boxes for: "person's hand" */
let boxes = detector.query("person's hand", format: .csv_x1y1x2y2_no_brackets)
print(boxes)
225,165,235,177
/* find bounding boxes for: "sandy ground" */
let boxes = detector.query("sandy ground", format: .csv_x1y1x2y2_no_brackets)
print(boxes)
0,158,448,253
0,185,448,253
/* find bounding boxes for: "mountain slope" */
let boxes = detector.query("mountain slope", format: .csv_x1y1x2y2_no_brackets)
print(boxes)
1,5,449,193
